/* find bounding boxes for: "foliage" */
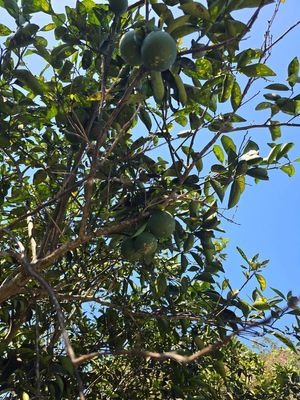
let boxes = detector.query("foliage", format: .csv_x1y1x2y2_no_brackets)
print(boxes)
0,0,299,398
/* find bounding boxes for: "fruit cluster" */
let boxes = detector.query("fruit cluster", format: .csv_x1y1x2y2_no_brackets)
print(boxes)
121,211,176,262
119,29,177,72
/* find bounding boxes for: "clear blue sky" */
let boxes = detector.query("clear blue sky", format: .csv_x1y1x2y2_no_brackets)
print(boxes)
0,1,299,304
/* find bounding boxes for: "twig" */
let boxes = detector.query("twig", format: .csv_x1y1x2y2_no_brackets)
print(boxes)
72,299,299,366
27,215,37,263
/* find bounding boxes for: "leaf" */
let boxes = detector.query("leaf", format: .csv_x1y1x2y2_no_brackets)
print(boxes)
22,0,52,14
41,22,56,31
132,223,147,238
267,144,281,164
273,332,298,353
288,57,299,87
256,274,266,291
210,179,225,202
246,168,269,180
236,246,250,265
0,23,11,36
240,63,276,77
13,69,44,95
228,177,243,209
229,0,274,10
213,145,224,163
265,83,290,91
179,2,210,19
221,135,236,154
280,164,295,177
33,169,47,185
268,121,281,141
231,81,242,110
183,234,194,252
255,101,273,110
271,287,286,299
276,142,294,160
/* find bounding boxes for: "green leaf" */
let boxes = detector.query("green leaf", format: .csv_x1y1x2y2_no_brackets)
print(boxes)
280,164,295,177
0,23,12,36
221,135,236,154
33,169,47,185
276,142,294,160
255,102,273,110
22,0,52,14
213,145,224,163
195,58,212,79
13,69,44,96
41,22,56,31
228,177,244,209
236,246,250,264
265,83,290,91
267,144,281,164
271,287,286,299
287,57,299,87
229,0,274,10
210,179,225,202
179,3,210,19
231,81,242,110
0,0,19,18
273,333,298,353
268,121,281,141
183,234,194,252
247,168,269,180
240,63,276,77
256,274,266,291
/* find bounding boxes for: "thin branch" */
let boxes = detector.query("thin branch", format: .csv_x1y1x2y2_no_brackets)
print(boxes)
27,215,37,263
0,213,148,304
0,230,86,400
72,299,299,366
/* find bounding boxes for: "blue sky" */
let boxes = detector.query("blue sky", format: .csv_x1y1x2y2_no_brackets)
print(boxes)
0,1,299,305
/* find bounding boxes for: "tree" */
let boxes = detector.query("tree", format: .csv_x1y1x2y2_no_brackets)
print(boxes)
0,0,299,398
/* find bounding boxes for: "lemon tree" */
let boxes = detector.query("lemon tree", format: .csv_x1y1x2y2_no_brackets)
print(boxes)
0,0,299,399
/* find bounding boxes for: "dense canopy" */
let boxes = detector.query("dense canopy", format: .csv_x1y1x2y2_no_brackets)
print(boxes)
0,0,299,398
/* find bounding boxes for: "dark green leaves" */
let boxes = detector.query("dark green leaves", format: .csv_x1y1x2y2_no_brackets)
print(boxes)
240,63,276,77
247,168,269,180
12,69,44,95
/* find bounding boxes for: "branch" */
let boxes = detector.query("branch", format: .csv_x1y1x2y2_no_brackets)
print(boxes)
11,234,86,399
27,215,37,262
0,213,148,304
72,298,299,366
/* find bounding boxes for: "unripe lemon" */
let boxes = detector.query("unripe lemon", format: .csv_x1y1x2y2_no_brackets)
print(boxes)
147,211,176,238
141,31,177,71
119,30,142,66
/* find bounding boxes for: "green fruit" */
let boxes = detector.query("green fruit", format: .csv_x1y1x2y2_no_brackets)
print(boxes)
119,31,142,66
109,0,128,15
121,238,140,261
147,210,176,238
141,31,177,72
134,232,158,256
